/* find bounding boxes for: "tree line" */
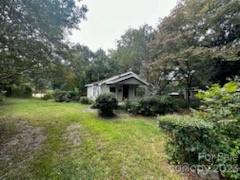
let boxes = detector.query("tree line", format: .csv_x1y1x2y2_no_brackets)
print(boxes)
0,0,239,101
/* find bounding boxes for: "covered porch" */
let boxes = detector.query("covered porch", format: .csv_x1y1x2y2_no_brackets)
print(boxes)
107,84,138,101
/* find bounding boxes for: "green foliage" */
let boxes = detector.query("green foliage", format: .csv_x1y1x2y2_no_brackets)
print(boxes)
125,96,176,116
161,82,240,179
42,91,54,100
148,0,239,95
172,98,201,110
53,90,68,102
159,115,216,163
79,96,92,104
11,84,32,98
53,90,79,103
0,93,4,102
0,0,87,84
110,25,154,74
197,81,240,122
68,91,80,101
95,93,118,116
171,98,189,109
125,100,141,115
197,81,240,178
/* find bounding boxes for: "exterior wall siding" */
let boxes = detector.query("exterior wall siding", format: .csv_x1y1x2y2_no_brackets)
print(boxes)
119,78,143,85
87,84,137,101
128,85,136,100
87,86,93,99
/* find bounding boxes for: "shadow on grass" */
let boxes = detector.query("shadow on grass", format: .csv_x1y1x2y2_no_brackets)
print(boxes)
97,110,120,120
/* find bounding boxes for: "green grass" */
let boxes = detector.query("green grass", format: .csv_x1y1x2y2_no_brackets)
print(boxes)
0,98,181,179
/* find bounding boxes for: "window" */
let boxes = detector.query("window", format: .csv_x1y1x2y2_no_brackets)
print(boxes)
110,87,116,93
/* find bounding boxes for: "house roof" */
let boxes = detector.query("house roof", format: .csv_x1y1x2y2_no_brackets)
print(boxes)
85,72,149,87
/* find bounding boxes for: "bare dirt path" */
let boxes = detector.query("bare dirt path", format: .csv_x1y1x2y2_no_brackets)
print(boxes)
0,119,46,178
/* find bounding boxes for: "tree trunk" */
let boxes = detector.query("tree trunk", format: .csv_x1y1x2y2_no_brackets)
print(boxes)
186,75,192,109
186,88,190,108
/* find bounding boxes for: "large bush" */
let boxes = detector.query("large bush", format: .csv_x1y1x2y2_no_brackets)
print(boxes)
68,91,80,101
125,100,140,114
125,95,175,116
53,90,79,102
159,82,240,179
79,96,92,104
42,91,54,100
159,115,217,163
95,93,118,116
197,82,240,179
11,84,32,97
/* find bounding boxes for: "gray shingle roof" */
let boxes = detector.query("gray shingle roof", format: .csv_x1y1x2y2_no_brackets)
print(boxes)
85,72,148,87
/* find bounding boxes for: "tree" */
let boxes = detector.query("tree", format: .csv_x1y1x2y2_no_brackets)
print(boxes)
67,44,94,94
86,49,117,82
0,0,87,84
148,0,240,106
110,25,155,74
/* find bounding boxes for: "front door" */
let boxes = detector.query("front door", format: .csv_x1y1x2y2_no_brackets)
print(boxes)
123,85,129,99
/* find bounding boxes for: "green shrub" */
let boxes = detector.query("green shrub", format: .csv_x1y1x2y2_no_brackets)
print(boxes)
0,92,4,102
53,90,80,102
159,114,240,179
159,115,217,164
125,99,140,114
125,95,175,116
68,91,79,101
79,96,92,104
196,82,240,179
171,98,188,109
42,91,54,100
11,84,32,97
197,82,240,123
53,90,69,102
160,82,240,179
189,99,201,109
170,97,201,109
95,93,118,116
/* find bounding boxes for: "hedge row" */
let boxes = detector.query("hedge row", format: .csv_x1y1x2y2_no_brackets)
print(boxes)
47,90,92,104
125,95,199,116
159,115,240,179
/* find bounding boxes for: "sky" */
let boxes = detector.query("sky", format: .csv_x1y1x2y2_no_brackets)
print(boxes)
68,0,178,51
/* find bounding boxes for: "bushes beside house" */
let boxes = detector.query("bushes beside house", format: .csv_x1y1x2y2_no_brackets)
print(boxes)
125,95,176,116
52,90,93,104
79,96,92,104
125,95,201,116
95,93,118,116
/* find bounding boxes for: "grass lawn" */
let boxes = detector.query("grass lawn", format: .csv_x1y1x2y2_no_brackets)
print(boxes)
0,98,181,179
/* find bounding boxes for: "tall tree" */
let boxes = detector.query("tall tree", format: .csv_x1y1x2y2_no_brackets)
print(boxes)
0,0,87,84
148,0,240,105
110,25,155,74
86,49,117,83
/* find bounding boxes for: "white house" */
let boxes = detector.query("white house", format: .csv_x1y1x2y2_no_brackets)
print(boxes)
85,72,148,101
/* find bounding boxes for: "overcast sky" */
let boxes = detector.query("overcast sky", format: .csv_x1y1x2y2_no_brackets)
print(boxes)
68,0,178,51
